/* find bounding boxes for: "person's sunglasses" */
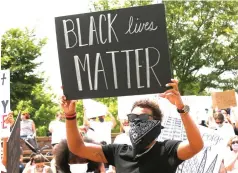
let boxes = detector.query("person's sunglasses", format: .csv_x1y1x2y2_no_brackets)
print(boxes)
232,141,238,144
127,113,152,122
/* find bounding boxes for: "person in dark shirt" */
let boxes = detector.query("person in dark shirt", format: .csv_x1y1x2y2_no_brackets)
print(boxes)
61,79,204,173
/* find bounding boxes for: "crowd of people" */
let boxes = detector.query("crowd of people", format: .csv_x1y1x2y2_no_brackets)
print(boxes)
1,80,238,173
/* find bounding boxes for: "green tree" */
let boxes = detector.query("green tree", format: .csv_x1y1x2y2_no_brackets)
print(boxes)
1,28,47,109
1,28,59,136
14,82,59,136
91,0,238,95
15,84,60,136
165,1,238,95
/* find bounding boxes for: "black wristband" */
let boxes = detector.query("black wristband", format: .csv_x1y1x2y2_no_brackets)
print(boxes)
66,116,76,120
177,108,185,113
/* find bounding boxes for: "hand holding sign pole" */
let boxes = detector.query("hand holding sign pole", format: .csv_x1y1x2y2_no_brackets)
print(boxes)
55,4,172,100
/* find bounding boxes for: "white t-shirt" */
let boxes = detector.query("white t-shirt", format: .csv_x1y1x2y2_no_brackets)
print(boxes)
89,121,113,144
49,120,66,144
113,133,131,145
216,123,235,143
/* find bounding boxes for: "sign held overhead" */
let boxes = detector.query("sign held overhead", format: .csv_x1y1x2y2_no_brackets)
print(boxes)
55,4,172,99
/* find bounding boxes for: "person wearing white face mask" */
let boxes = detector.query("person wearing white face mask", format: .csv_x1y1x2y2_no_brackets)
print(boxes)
54,138,105,173
214,113,235,143
69,163,88,173
223,136,238,172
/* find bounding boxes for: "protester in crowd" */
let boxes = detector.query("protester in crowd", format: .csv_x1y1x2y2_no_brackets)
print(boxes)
1,112,18,173
113,119,131,145
4,111,15,128
232,107,238,135
1,138,8,173
54,138,105,173
223,136,238,172
23,154,53,173
1,112,25,173
207,109,219,129
21,112,36,137
84,110,116,145
24,153,37,171
48,112,66,147
221,109,236,129
61,79,204,173
214,113,235,142
20,112,38,152
82,115,98,141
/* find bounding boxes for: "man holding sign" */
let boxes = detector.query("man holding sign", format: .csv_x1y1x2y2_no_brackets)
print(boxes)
61,80,204,173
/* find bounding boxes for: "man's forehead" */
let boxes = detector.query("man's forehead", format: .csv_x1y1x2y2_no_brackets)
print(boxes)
131,107,152,114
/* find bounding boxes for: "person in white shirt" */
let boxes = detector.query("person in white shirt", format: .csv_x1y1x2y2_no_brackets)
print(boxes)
113,119,131,145
48,113,66,147
85,111,116,145
221,109,236,129
214,113,235,143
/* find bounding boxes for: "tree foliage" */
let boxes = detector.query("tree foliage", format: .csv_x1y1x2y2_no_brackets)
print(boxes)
91,0,238,95
1,28,47,108
165,1,238,94
1,28,59,136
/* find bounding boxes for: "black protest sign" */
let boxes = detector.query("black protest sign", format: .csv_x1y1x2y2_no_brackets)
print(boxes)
7,112,21,173
55,4,172,99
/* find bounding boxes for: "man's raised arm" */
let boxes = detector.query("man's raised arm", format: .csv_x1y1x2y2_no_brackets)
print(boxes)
61,96,108,163
160,79,204,160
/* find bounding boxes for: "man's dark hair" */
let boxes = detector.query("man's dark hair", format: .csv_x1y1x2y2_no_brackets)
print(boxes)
131,99,163,121
55,137,101,173
214,113,224,121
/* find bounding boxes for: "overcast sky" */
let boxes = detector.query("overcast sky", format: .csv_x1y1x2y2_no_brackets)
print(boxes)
0,0,90,95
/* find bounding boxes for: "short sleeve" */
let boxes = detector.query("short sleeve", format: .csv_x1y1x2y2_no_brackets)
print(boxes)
102,144,119,166
164,140,184,166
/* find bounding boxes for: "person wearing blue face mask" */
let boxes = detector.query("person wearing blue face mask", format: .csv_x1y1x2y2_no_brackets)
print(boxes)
61,79,204,173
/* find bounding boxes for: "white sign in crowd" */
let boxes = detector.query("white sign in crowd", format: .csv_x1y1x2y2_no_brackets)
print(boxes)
0,70,10,172
0,70,10,138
